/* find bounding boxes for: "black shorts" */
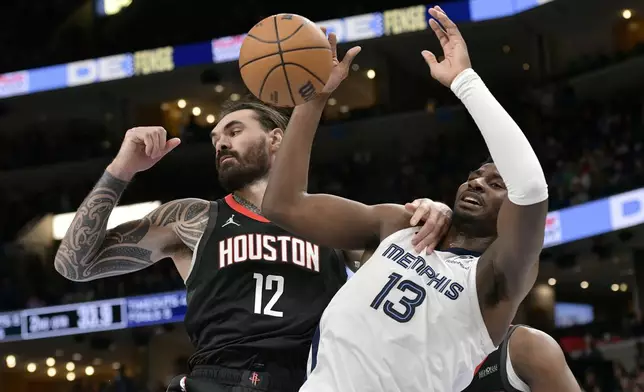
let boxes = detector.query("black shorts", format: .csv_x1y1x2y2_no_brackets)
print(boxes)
167,365,302,392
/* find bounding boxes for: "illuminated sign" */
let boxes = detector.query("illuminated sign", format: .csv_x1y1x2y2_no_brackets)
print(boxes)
317,13,383,43
383,5,428,35
0,71,29,98
0,0,556,99
66,54,134,86
212,34,246,63
134,46,175,76
96,0,132,16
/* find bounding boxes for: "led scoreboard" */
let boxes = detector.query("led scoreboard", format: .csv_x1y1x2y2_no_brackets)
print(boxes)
0,291,187,342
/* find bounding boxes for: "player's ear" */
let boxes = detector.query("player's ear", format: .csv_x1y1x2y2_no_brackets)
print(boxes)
268,128,283,152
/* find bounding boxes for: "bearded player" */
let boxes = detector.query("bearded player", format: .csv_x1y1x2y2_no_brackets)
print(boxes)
463,325,580,392
53,98,451,390
262,6,548,392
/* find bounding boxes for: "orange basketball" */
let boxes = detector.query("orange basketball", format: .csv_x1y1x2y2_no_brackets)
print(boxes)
239,14,333,107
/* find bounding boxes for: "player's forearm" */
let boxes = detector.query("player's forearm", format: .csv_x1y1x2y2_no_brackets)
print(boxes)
262,95,327,215
451,69,547,206
54,169,130,281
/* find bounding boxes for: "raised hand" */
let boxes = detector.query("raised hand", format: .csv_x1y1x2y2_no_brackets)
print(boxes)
108,126,181,181
405,198,452,254
422,5,472,87
320,29,361,95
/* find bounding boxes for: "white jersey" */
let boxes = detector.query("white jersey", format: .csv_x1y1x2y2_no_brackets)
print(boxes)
302,228,496,392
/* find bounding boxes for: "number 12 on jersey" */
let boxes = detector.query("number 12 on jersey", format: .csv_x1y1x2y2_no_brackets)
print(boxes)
371,272,426,323
253,273,284,318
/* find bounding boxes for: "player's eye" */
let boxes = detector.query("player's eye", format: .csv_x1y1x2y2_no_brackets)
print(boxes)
491,183,504,189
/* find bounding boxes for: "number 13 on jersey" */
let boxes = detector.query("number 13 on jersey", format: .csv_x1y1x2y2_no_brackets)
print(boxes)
253,273,284,318
371,272,426,323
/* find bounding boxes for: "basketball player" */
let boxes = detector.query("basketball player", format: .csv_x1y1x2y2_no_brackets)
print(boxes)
53,103,451,390
463,325,580,392
262,6,549,392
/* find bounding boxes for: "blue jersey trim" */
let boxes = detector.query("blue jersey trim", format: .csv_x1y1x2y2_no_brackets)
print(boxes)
311,325,321,372
444,247,482,257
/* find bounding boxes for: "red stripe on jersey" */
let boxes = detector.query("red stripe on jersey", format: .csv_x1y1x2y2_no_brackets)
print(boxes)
225,194,270,223
473,355,488,375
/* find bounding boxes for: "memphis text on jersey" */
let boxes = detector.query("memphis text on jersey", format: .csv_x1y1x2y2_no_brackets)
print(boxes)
219,234,320,271
382,244,465,300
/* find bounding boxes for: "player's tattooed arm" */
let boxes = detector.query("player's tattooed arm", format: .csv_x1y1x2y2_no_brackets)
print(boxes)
54,171,210,282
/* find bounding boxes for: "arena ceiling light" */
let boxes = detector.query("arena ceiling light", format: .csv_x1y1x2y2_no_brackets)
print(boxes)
5,355,16,368
52,201,161,240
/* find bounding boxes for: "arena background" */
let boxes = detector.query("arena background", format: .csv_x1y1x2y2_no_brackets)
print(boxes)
0,0,643,390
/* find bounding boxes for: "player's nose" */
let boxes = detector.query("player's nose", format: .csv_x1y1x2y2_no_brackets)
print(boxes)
467,177,486,192
215,139,231,152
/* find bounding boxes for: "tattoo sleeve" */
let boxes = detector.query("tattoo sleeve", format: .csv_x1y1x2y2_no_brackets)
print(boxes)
54,171,210,281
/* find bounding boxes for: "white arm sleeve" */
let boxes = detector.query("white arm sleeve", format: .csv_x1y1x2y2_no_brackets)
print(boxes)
451,68,548,206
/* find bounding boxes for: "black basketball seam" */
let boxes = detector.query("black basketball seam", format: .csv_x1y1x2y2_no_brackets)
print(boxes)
282,62,326,85
258,63,284,101
273,16,296,106
247,22,306,44
239,47,331,70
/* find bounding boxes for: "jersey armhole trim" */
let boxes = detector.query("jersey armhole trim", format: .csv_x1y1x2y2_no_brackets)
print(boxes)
185,201,219,287
505,336,531,391
501,325,530,392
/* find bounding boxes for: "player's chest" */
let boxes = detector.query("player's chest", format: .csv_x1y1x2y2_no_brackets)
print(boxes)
364,244,476,303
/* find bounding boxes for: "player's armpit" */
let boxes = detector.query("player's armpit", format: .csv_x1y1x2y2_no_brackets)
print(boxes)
510,327,581,392
479,199,547,305
55,192,210,282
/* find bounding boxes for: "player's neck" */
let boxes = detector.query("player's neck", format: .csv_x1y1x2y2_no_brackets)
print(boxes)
439,226,495,254
234,178,268,212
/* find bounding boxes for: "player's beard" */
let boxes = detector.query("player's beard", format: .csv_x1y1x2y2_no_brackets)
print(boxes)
451,207,498,239
217,139,271,192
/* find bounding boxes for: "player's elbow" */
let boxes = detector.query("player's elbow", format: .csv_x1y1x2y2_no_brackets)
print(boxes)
507,175,549,206
54,260,90,282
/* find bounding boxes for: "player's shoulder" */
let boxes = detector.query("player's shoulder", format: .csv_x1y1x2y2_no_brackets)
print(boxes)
509,326,565,373
510,326,557,349
153,198,213,225
163,198,212,208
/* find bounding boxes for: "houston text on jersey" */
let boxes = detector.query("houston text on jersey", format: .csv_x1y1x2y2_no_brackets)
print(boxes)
219,234,320,271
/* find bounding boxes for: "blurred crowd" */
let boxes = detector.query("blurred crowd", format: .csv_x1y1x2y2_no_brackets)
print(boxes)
575,339,644,392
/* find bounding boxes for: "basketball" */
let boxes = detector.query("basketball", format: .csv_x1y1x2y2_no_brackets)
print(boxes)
239,14,333,107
